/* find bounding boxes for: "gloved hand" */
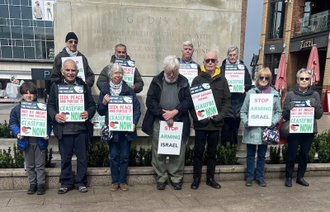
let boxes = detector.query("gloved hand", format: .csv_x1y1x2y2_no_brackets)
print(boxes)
211,115,224,124
244,122,249,128
309,98,317,107
288,101,295,110
199,118,209,126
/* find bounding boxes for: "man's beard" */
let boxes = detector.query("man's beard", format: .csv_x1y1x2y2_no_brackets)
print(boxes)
164,74,178,83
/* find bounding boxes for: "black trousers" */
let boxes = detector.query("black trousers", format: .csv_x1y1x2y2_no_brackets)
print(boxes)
285,133,314,178
221,117,241,146
193,130,220,179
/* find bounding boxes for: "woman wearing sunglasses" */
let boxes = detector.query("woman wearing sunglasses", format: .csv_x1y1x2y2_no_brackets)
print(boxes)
240,67,282,187
283,68,323,187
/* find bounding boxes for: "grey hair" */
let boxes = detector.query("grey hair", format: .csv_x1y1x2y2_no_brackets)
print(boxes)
227,45,239,56
114,43,126,51
182,41,194,50
108,63,124,77
163,55,180,73
62,59,77,70
296,68,312,79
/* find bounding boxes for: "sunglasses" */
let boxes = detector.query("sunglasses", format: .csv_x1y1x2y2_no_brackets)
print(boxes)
68,40,78,44
299,77,310,81
116,51,126,54
64,69,77,72
205,59,216,63
260,76,270,81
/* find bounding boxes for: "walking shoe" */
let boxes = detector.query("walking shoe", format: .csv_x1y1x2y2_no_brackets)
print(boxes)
37,184,45,195
285,177,292,187
172,183,182,190
110,184,119,192
206,178,221,189
296,177,309,186
156,182,167,190
256,179,267,187
27,184,37,195
190,178,200,190
120,183,129,191
245,179,253,187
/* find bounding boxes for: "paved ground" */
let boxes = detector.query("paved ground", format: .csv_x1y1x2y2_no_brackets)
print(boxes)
1,177,330,212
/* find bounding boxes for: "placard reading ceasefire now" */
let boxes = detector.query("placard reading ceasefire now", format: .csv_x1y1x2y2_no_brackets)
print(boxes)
290,100,314,133
225,64,245,93
20,101,47,138
58,85,85,122
115,59,135,87
108,96,133,131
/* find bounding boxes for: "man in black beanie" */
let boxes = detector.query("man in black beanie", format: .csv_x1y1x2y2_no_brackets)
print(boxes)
50,32,95,88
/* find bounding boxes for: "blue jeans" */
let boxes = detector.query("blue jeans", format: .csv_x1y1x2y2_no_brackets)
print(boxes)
246,144,267,180
108,132,131,184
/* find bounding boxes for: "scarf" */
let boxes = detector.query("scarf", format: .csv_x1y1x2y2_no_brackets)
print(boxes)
258,86,271,94
109,80,123,96
226,59,240,65
65,47,78,57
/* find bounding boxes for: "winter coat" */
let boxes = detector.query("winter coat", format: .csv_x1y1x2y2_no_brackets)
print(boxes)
9,101,52,151
51,48,95,87
283,85,323,133
190,69,231,130
142,72,193,140
96,55,144,93
220,59,252,119
97,81,141,141
240,87,282,145
47,77,96,141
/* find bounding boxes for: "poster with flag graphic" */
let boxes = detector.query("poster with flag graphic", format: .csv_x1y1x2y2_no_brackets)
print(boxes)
61,56,85,82
289,100,314,133
92,112,105,129
114,59,135,87
190,83,218,120
58,85,85,122
108,96,133,131
20,100,47,137
225,64,245,93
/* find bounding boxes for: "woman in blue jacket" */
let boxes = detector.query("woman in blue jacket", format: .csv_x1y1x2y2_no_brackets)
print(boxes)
97,63,141,192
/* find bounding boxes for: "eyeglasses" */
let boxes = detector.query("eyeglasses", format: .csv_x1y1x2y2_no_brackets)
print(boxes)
260,76,270,81
64,69,77,72
299,77,310,81
205,59,216,63
116,51,126,54
68,40,78,44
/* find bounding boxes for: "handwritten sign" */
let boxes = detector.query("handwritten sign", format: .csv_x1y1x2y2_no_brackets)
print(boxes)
290,100,314,133
179,63,198,86
157,121,183,155
225,64,245,93
108,96,133,131
20,101,47,137
61,56,85,81
58,85,85,122
115,59,135,87
190,83,218,120
92,111,105,129
248,94,274,126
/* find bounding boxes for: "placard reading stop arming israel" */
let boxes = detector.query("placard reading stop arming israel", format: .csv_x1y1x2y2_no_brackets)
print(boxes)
115,59,135,87
20,101,47,138
58,85,85,122
289,100,314,133
108,96,133,131
158,121,183,155
248,94,273,126
190,83,218,120
61,56,85,81
179,63,198,86
225,64,245,93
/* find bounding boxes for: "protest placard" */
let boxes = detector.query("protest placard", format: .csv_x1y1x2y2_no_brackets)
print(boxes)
61,56,85,81
108,96,133,131
58,85,85,122
157,121,183,155
289,100,314,133
190,83,218,120
225,64,245,93
115,59,135,87
92,111,105,129
248,94,274,126
20,101,47,137
179,63,198,86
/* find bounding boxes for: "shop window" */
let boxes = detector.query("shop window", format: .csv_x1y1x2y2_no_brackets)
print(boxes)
264,53,281,85
9,6,20,19
0,5,9,18
1,46,12,58
268,0,286,40
13,46,23,58
24,46,35,59
21,6,31,19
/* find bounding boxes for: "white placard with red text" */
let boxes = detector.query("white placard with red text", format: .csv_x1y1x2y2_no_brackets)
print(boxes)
179,63,198,86
225,64,245,93
158,121,183,155
248,94,273,126
20,101,47,137
289,100,314,133
61,56,85,82
58,85,85,122
115,59,135,87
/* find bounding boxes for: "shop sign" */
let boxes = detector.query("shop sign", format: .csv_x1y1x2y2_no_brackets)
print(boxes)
300,39,314,49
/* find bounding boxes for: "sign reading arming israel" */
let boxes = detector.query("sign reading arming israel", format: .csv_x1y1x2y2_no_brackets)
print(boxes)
20,101,47,138
115,59,135,87
108,96,133,131
190,83,218,120
225,64,245,93
289,100,314,133
92,112,105,129
61,56,85,81
179,63,198,86
58,85,85,122
248,94,273,126
157,121,183,155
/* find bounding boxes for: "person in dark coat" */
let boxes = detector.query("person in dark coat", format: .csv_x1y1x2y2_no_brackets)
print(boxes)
220,46,252,146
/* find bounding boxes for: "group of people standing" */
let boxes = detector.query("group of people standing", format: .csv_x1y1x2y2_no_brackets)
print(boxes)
9,31,323,196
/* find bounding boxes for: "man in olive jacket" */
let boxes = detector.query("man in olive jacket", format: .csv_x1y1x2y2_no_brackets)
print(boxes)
190,52,231,190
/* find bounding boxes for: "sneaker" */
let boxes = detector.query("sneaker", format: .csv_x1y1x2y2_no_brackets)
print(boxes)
245,179,253,187
256,179,267,187
27,184,37,195
37,184,45,195
120,183,129,191
110,184,119,192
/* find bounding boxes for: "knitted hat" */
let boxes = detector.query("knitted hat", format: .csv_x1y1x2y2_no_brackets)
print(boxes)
65,32,78,43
